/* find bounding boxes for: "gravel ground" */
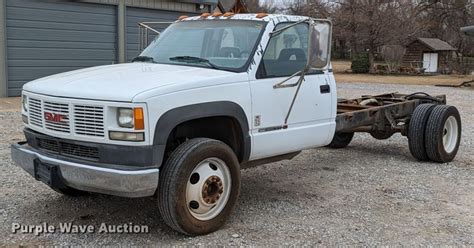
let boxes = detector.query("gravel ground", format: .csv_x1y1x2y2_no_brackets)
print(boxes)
0,82,472,246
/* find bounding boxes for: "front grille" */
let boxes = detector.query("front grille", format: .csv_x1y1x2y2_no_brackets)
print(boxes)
43,101,70,133
37,138,60,153
74,105,105,137
37,138,100,161
27,97,105,138
28,98,43,127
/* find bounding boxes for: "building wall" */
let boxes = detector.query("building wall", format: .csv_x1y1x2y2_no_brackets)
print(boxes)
0,0,7,97
81,0,204,13
402,41,429,69
0,0,214,97
5,0,120,96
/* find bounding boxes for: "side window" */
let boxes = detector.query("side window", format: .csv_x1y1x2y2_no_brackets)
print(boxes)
257,23,309,78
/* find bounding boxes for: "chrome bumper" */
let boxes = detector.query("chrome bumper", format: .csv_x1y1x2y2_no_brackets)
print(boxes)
11,142,159,198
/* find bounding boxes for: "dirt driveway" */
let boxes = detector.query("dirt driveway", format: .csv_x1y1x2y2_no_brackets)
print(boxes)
0,82,472,246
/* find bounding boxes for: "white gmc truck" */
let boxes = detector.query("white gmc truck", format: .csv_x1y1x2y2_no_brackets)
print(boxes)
11,14,462,235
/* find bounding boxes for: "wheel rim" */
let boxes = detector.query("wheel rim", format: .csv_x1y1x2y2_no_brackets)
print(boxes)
442,116,458,153
186,157,231,221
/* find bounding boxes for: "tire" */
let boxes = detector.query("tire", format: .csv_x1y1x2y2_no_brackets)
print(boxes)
326,132,354,148
408,104,435,161
425,105,461,163
370,130,394,140
158,138,241,235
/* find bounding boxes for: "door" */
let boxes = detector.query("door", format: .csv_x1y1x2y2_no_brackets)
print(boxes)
249,22,335,160
5,0,117,96
423,53,438,73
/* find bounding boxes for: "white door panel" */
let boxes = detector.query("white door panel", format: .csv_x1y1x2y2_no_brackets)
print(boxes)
248,21,335,160
252,121,333,159
249,73,334,160
250,76,319,128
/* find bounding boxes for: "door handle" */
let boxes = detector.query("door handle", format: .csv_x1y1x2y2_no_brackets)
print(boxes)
320,84,330,94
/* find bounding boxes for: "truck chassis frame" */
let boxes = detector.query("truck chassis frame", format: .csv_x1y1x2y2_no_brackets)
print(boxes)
335,92,446,136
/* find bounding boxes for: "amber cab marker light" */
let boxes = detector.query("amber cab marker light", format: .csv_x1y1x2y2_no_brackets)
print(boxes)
223,12,234,17
256,13,268,19
178,15,188,20
212,12,223,17
134,107,145,130
201,13,211,18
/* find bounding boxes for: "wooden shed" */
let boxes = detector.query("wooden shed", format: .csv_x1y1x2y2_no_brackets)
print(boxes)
402,38,456,73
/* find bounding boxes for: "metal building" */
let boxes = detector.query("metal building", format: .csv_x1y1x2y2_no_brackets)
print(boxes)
0,0,231,97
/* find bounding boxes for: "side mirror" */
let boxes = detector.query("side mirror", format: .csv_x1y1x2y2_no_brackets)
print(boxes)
307,19,332,70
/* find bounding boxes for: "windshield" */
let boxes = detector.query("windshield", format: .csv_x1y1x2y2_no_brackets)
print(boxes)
138,20,266,72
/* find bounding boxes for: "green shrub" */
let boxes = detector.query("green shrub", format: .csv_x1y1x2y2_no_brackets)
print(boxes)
351,53,370,73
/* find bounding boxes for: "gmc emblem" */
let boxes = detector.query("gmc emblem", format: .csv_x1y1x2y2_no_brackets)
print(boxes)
44,112,67,123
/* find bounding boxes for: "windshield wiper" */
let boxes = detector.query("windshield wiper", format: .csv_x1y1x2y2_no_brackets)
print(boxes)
169,56,219,70
132,56,156,63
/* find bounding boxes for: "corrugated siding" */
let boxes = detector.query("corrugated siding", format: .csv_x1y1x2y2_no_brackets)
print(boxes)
126,0,197,12
6,0,117,96
82,0,199,13
126,7,192,62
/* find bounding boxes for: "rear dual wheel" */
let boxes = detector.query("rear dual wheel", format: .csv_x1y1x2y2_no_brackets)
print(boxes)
408,104,436,161
408,104,461,163
425,105,461,162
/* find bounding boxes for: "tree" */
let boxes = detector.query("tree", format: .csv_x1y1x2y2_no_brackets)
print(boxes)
244,0,279,13
279,0,468,73
259,0,473,73
424,0,474,56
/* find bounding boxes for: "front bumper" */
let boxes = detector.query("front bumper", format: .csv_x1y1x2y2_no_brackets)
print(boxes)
11,142,159,198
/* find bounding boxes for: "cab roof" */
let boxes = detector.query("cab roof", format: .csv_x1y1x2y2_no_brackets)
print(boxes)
182,14,310,23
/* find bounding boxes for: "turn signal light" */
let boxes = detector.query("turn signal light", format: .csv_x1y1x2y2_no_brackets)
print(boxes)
134,107,145,130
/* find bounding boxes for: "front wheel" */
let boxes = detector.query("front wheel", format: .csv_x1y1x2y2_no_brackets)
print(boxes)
158,138,240,235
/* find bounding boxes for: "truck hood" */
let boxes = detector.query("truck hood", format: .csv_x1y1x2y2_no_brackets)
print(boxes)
23,63,242,102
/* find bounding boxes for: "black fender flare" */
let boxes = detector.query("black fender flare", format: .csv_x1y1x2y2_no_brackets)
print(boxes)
152,101,251,167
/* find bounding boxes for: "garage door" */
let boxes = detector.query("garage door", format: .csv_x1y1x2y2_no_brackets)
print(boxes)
6,0,117,96
126,7,192,62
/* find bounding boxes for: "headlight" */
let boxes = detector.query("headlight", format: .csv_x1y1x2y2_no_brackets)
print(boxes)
117,108,134,128
117,107,145,130
22,94,28,112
